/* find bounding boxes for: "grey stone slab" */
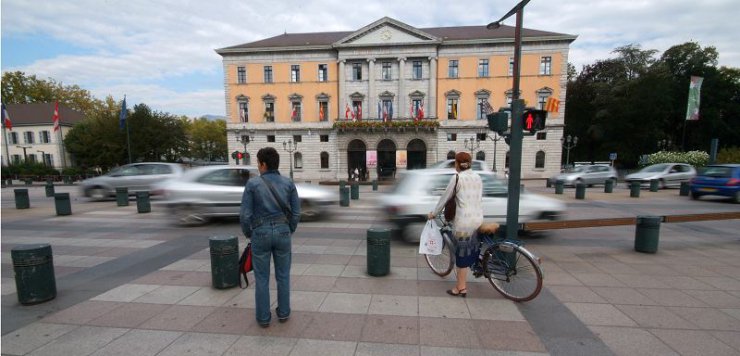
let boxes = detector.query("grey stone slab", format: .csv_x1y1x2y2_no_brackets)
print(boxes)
132,285,200,304
177,286,242,306
89,329,182,356
588,326,677,356
319,292,372,314
710,331,740,353
590,287,656,305
138,305,216,331
91,283,159,302
650,329,738,356
355,342,420,356
420,345,486,355
368,294,419,317
615,305,696,329
635,288,708,307
303,264,346,277
547,286,608,304
466,298,524,321
1,322,79,356
27,325,128,356
156,332,240,356
289,338,357,355
668,306,740,331
419,296,470,319
683,290,740,308
223,335,297,356
564,303,637,327
290,290,329,312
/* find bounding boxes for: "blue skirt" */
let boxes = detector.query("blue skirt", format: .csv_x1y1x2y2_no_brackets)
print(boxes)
453,233,480,268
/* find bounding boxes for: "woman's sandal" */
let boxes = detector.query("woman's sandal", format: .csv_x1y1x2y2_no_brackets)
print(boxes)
446,288,467,298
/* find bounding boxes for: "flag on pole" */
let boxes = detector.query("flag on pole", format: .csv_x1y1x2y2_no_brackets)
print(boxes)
345,103,351,120
356,102,362,121
53,102,61,132
1,103,12,131
382,103,388,122
119,96,128,130
389,102,393,120
319,104,325,121
410,101,414,118
545,97,560,113
418,101,424,120
377,102,381,120
452,102,457,120
685,76,703,121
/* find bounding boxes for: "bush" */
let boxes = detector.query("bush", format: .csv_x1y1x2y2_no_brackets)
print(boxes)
1,162,60,179
644,150,709,168
717,147,740,163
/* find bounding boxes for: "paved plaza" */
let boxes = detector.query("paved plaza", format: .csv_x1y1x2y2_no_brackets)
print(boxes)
2,183,739,355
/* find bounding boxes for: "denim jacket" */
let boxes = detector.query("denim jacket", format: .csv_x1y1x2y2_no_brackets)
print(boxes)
240,170,301,238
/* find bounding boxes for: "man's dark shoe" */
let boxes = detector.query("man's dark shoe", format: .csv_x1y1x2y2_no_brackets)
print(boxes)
258,321,270,328
276,307,289,323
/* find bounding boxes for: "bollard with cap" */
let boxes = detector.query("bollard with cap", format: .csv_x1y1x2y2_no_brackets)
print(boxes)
635,216,661,253
12,244,57,304
54,193,72,216
367,228,391,276
209,236,239,289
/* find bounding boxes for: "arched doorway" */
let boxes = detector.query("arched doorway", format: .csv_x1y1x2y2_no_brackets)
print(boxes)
377,139,396,180
347,139,367,181
406,139,427,170
447,150,456,160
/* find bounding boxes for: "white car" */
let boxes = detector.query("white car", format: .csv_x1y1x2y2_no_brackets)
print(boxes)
625,163,696,189
427,159,491,171
153,165,338,226
81,162,184,200
379,169,566,241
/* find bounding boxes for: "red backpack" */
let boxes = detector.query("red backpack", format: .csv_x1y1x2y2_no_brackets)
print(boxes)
238,242,253,288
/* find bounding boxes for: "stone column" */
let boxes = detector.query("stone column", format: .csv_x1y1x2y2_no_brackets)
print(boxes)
338,60,346,120
398,57,406,120
428,57,437,119
367,58,375,119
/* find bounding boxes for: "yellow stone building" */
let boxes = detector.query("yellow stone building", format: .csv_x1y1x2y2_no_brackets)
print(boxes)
216,17,576,181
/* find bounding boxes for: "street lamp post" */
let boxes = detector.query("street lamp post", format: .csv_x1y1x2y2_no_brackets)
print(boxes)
560,135,578,169
16,145,31,162
463,135,481,157
282,139,297,180
487,133,503,173
487,0,530,240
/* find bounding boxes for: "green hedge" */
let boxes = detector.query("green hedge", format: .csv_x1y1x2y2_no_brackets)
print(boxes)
717,147,740,163
643,150,709,167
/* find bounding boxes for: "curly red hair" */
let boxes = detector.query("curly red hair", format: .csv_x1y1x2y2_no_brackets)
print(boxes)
455,151,472,171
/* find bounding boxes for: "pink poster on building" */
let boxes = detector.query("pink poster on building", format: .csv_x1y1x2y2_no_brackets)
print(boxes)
366,150,377,168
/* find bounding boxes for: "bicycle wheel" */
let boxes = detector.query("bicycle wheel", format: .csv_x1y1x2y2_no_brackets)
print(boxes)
425,232,455,277
482,243,543,302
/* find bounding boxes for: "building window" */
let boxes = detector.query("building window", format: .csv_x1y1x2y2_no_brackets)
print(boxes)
293,135,302,143
264,66,273,83
447,98,459,120
320,135,329,142
352,63,362,81
40,131,51,144
535,151,546,168
237,66,246,84
290,102,301,122
28,154,37,163
508,57,514,76
11,154,21,164
24,131,35,144
319,101,328,121
538,94,548,110
264,102,275,122
411,99,422,118
318,64,328,82
447,133,457,141
412,61,422,79
536,132,547,140
476,151,485,161
477,133,487,141
448,60,458,78
477,98,488,120
320,152,329,169
478,59,489,77
540,56,552,75
239,102,249,122
382,62,392,80
381,100,393,121
291,65,300,82
9,132,18,144
267,135,275,142
294,152,303,169
43,153,53,167
447,151,456,159
352,100,362,120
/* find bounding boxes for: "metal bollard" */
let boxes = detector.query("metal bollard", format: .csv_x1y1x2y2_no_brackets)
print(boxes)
635,216,661,253
679,181,690,196
25,178,32,186
555,180,564,195
367,228,391,276
12,244,56,305
339,180,347,191
45,181,55,197
136,191,151,213
209,236,239,289
575,183,586,200
14,189,30,209
630,182,641,198
339,187,350,207
54,193,72,216
605,179,614,193
351,182,359,200
649,179,659,192
372,179,378,191
116,187,129,206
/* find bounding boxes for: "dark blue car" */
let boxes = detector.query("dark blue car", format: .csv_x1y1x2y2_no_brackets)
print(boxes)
690,164,740,203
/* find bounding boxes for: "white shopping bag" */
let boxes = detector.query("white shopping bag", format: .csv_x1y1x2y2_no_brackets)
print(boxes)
419,220,443,255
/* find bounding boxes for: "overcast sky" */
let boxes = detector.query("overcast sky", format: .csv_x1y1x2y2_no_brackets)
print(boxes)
2,0,738,117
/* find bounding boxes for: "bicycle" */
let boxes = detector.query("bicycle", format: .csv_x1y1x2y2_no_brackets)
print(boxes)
424,216,544,302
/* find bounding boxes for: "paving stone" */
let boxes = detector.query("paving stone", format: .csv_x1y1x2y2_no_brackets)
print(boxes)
419,317,480,348
245,310,313,338
472,320,547,353
133,285,200,304
668,306,740,331
191,307,250,335
319,292,372,314
303,263,346,277
42,300,123,325
301,311,366,341
635,288,708,307
590,286,656,305
683,290,740,308
177,286,242,306
710,331,740,353
157,332,240,356
289,338,357,355
1,322,78,355
572,272,626,287
368,294,419,316
361,315,419,344
26,326,128,356
419,296,470,319
547,285,608,303
355,342,420,356
564,302,637,327
91,283,159,302
89,329,181,356
223,335,297,356
466,298,525,321
589,326,677,356
650,329,738,356
615,305,696,329
139,305,216,331
87,302,169,328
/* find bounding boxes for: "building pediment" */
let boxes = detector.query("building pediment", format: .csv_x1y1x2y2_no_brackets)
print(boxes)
334,17,440,47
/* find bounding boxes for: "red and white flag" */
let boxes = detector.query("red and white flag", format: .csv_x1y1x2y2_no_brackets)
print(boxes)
418,101,424,120
53,102,60,132
545,97,560,113
356,103,362,121
345,103,351,120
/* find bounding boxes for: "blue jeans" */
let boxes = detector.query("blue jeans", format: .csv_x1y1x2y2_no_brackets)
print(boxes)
251,222,292,324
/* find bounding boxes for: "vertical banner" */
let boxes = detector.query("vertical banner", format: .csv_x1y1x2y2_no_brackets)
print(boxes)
396,150,407,167
685,76,703,121
366,150,377,168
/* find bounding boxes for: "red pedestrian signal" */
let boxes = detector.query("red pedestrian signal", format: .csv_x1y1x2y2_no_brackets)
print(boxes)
521,109,547,134
236,152,243,160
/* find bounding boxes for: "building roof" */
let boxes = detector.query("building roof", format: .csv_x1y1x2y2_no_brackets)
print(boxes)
4,103,85,127
217,17,576,54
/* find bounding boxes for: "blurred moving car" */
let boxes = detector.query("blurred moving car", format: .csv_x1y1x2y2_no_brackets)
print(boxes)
689,164,740,203
548,164,617,187
625,163,696,188
81,162,184,200
427,159,491,171
379,168,566,242
153,165,337,225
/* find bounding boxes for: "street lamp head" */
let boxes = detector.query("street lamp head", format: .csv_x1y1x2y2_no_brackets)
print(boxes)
573,136,579,145
486,21,501,30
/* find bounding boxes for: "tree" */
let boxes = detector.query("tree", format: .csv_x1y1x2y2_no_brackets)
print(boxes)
1,71,104,117
188,118,227,162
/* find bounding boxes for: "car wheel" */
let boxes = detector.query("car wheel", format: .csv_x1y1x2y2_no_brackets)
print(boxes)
734,192,740,204
173,205,208,226
300,200,322,222
88,187,108,201
690,191,701,200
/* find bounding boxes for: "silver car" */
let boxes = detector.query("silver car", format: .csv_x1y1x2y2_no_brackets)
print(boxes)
548,164,618,187
153,165,337,226
81,162,184,200
427,159,491,171
625,163,696,188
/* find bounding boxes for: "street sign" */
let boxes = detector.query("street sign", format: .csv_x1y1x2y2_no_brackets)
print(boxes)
609,152,617,161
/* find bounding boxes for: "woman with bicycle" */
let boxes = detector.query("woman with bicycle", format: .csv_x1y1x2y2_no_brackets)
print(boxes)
427,151,483,298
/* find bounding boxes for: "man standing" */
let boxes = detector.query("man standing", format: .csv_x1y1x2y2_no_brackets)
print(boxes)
240,147,301,328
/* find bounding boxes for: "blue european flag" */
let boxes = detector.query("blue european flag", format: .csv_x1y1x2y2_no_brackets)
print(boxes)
119,96,127,130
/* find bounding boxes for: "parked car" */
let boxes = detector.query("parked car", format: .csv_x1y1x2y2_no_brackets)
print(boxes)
689,164,740,203
153,165,338,225
625,163,696,189
428,159,491,171
81,162,184,200
548,164,617,187
379,168,566,242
